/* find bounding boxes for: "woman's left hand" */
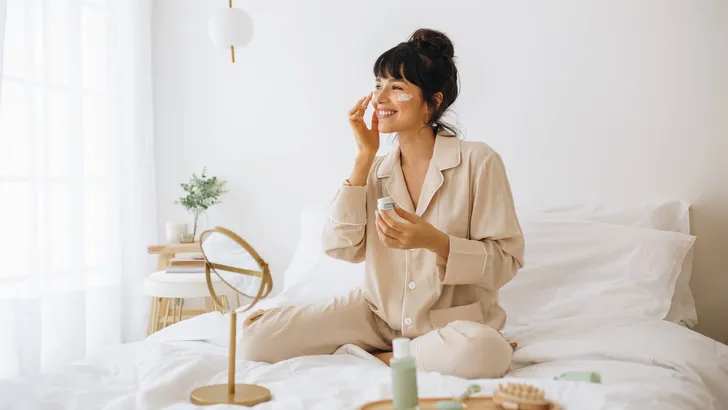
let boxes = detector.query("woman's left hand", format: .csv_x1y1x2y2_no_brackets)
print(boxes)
376,207,450,258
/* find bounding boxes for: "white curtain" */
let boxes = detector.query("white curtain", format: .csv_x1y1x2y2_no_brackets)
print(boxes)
0,0,157,377
0,0,5,99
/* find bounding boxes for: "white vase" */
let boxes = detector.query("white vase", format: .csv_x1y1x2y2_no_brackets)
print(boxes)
165,222,189,244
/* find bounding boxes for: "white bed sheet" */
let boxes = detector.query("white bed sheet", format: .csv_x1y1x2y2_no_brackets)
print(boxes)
1,299,726,410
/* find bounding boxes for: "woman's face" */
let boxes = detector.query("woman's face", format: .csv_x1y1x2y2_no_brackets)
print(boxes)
373,76,430,134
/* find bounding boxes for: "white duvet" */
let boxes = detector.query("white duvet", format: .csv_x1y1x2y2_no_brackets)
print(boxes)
3,204,726,409
1,302,726,410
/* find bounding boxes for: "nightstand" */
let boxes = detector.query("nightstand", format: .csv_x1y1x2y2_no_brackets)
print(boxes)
145,242,238,335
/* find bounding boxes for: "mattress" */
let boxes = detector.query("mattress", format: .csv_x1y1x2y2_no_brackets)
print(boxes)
1,298,726,410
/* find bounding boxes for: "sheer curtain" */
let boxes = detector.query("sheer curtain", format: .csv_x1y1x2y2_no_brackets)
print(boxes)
0,0,157,377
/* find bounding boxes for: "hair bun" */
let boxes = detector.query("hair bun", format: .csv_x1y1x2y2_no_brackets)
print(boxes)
408,28,455,59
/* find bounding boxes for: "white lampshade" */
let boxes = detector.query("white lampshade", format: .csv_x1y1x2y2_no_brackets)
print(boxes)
208,7,254,48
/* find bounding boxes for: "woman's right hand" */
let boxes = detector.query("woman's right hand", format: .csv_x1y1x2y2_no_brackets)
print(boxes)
348,92,379,157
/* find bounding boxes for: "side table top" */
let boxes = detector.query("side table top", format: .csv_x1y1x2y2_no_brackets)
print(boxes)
148,242,201,255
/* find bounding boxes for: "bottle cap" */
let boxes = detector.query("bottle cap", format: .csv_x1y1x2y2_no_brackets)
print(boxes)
377,196,394,211
392,337,410,358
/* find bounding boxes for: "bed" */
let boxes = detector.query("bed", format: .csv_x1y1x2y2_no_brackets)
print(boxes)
1,201,727,409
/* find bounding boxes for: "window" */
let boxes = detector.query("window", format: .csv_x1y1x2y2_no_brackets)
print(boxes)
0,0,114,284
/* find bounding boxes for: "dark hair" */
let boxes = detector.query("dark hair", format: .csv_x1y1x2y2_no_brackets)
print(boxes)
373,28,459,136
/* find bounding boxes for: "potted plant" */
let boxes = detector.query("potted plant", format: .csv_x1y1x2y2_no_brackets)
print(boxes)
174,166,229,242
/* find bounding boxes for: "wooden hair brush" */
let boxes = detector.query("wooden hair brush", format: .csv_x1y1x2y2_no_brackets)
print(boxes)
492,382,553,410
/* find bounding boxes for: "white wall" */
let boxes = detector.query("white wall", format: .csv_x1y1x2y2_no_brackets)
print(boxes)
152,0,728,342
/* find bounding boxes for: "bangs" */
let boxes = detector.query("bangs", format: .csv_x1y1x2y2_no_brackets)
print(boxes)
373,44,425,86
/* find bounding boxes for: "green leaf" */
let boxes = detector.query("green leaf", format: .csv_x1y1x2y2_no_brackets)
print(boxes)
174,166,229,216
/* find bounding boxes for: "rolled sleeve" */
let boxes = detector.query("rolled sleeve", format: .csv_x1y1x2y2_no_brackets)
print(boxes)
436,153,525,289
322,184,369,263
327,185,368,226
437,235,488,285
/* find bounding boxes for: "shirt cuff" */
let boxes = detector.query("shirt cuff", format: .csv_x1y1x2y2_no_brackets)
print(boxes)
327,184,368,226
437,234,488,286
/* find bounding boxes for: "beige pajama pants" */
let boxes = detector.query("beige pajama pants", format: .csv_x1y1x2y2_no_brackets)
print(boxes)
240,289,513,379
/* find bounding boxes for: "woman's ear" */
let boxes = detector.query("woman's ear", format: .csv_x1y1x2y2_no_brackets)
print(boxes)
434,92,443,110
425,92,444,124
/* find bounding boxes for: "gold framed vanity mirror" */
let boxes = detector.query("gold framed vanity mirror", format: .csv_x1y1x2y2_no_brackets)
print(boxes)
189,226,273,406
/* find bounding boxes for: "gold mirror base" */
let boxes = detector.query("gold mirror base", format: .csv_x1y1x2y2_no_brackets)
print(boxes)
190,384,271,406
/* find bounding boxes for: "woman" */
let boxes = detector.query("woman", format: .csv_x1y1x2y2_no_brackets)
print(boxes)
241,29,525,379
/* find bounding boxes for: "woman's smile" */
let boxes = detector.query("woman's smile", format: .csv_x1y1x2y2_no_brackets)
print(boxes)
377,109,397,119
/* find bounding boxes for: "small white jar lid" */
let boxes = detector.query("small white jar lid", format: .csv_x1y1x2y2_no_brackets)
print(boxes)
377,196,394,210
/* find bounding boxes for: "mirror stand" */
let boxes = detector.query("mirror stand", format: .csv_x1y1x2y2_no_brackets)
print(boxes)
189,226,273,406
190,311,270,406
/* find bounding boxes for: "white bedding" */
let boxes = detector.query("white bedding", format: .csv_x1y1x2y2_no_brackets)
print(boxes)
1,303,726,410
3,202,725,409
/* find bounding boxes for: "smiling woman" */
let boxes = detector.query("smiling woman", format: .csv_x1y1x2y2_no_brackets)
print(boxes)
370,28,459,137
237,28,525,381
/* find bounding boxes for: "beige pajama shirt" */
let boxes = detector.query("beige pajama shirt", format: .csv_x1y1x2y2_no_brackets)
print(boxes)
242,130,525,379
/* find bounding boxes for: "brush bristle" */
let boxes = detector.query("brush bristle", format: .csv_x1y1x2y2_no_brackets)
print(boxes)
495,382,549,405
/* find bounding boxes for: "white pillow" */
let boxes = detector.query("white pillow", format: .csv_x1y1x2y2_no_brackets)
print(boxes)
280,204,364,303
524,201,691,233
282,202,696,327
522,201,697,327
279,254,365,304
280,204,329,293
499,215,696,327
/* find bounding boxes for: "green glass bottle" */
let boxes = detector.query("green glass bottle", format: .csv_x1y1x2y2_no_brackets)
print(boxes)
390,338,419,410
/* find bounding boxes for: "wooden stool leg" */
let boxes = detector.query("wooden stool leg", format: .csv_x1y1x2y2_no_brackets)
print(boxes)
147,297,158,336
171,298,178,324
174,299,180,323
204,297,216,313
153,298,161,333
177,298,185,322
152,297,163,333
162,298,172,328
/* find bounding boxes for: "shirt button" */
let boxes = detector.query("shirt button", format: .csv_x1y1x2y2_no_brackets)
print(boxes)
408,281,416,290
404,317,413,326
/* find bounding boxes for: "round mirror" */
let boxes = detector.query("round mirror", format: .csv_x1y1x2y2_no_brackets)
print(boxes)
199,226,272,314
191,226,273,406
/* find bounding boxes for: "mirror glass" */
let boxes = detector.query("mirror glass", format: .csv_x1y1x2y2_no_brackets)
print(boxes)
200,230,263,302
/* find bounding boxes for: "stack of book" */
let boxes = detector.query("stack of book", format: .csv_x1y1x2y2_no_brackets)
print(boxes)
165,252,206,274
